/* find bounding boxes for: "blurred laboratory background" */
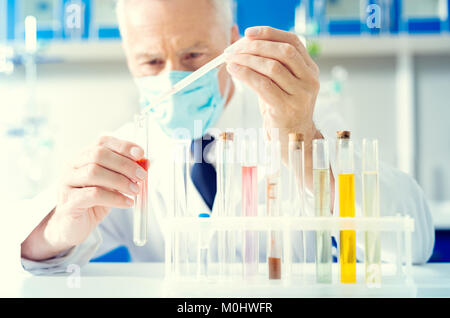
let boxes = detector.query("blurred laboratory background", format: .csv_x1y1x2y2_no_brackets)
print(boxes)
0,0,449,262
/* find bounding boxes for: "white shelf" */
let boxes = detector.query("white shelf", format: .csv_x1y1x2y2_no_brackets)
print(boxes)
34,35,450,63
39,40,125,62
310,34,450,58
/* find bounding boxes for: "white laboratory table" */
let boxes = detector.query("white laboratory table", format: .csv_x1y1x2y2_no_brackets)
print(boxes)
6,263,450,298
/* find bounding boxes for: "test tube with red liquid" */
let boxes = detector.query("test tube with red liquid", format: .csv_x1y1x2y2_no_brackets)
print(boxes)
241,137,258,280
134,115,149,247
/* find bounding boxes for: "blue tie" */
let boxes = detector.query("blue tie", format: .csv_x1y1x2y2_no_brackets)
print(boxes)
191,136,217,211
332,236,338,262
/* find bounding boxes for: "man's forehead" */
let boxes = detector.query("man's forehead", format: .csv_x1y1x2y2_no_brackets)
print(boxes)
120,2,226,54
120,1,220,35
125,23,217,53
118,0,218,26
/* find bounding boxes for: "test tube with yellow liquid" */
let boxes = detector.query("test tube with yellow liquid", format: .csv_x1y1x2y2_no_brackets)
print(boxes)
337,131,356,284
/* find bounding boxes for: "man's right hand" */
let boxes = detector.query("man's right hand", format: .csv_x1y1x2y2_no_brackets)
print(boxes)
21,136,148,261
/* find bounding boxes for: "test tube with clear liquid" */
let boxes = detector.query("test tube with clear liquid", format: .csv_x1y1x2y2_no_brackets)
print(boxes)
287,133,306,279
362,138,381,287
336,131,356,284
173,140,190,277
217,132,236,280
266,140,282,280
133,115,149,247
197,212,212,280
313,139,332,283
241,137,258,280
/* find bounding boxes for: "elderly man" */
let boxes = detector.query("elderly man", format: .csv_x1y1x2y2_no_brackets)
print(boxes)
21,0,433,274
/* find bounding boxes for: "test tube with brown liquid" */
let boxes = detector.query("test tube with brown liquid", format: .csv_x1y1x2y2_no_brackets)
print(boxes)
266,140,282,279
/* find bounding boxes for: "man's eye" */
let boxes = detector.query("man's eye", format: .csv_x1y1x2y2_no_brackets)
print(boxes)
147,59,164,66
185,52,204,60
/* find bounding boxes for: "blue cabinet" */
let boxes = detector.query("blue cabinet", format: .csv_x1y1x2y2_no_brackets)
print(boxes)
400,0,449,34
236,0,300,34
3,0,449,43
2,0,119,41
306,0,401,35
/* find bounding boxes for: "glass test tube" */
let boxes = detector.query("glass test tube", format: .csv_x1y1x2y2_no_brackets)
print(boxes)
362,139,381,286
288,133,306,278
217,132,236,279
313,139,332,283
173,140,190,277
336,131,356,284
266,140,282,280
241,137,258,280
197,212,212,279
133,115,149,247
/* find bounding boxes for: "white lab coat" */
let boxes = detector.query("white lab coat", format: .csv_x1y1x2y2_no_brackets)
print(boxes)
21,79,435,274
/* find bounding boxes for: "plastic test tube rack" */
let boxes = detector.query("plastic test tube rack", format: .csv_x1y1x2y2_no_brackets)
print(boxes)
160,132,415,297
160,214,415,297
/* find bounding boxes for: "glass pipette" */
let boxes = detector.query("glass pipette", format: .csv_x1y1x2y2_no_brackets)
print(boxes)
140,38,246,116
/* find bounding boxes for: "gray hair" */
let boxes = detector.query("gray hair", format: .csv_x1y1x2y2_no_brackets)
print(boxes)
116,0,235,29
211,0,235,29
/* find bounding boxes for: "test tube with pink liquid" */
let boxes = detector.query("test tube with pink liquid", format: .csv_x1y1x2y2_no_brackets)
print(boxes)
241,137,259,280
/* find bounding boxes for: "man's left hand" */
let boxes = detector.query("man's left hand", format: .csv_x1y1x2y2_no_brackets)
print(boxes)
225,26,321,163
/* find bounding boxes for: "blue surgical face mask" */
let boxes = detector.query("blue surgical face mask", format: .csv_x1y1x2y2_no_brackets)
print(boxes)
134,68,229,140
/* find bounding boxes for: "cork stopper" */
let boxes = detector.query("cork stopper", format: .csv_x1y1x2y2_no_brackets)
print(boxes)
337,131,351,139
289,133,304,142
219,132,234,141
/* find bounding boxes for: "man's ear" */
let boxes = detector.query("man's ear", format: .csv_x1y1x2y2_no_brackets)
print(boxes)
230,24,240,44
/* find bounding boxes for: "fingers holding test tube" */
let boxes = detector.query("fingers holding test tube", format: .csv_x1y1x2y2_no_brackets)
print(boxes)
68,187,135,211
65,135,149,202
96,135,145,161
74,145,148,184
67,163,141,197
25,137,148,260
